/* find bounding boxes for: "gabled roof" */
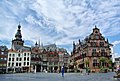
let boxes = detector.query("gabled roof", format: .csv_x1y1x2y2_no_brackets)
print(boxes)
9,49,18,53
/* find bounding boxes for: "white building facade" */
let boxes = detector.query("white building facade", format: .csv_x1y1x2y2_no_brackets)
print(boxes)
7,49,31,73
7,24,31,73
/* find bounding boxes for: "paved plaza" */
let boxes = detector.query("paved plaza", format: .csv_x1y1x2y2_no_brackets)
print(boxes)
0,72,117,81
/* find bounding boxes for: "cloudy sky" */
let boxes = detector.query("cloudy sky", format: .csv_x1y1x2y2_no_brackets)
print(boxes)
0,0,120,56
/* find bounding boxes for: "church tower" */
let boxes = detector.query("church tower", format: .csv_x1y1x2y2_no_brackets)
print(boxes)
11,24,24,49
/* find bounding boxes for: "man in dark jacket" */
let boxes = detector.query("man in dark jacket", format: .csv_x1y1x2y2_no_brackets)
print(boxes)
61,66,64,77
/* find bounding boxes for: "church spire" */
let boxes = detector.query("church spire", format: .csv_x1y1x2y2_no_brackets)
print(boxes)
79,39,81,45
11,24,24,49
15,24,22,40
73,41,75,50
35,41,38,47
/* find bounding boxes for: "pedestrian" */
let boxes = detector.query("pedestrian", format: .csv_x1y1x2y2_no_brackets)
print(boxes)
61,66,64,77
87,67,90,75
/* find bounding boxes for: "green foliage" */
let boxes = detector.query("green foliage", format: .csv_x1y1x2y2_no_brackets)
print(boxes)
85,60,89,65
108,66,113,69
100,67,108,73
108,59,112,64
99,57,106,63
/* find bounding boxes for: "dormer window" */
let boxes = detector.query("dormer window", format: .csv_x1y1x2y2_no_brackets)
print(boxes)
95,35,99,39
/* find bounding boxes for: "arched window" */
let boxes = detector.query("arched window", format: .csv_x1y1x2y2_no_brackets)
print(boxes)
93,59,97,67
92,49,97,56
101,49,106,56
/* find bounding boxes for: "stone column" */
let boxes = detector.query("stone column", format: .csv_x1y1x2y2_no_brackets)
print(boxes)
41,66,43,72
28,67,30,72
47,66,49,72
6,67,8,73
13,67,15,73
53,67,54,72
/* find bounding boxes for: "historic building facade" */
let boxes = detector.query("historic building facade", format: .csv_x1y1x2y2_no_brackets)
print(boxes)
71,26,113,72
7,24,31,73
31,43,70,73
0,46,8,73
5,24,70,73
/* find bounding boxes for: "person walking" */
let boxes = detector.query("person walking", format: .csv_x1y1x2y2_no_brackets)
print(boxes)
61,66,64,77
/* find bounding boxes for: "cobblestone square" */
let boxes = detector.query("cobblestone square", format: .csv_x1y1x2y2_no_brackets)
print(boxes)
0,72,117,81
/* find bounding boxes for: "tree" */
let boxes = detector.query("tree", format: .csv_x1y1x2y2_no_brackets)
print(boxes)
108,59,112,65
84,59,89,68
99,57,106,67
108,59,113,69
84,59,90,74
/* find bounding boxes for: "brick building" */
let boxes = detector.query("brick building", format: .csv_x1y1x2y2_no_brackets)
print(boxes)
31,43,70,73
71,26,113,72
0,46,8,73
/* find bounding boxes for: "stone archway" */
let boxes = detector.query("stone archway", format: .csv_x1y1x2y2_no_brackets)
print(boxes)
54,66,58,73
36,64,41,72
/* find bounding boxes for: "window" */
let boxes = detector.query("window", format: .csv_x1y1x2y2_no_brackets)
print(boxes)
92,49,97,56
100,42,104,46
12,63,14,66
1,58,3,60
27,57,29,61
92,49,96,53
18,54,20,57
101,49,105,52
16,58,18,61
93,59,98,67
16,63,18,66
28,53,29,56
27,62,29,65
8,63,10,66
95,31,98,33
13,54,15,57
49,62,52,65
91,42,97,46
35,50,38,52
24,53,26,56
19,63,21,66
101,49,106,56
20,58,22,61
95,35,99,39
9,54,11,56
12,58,14,61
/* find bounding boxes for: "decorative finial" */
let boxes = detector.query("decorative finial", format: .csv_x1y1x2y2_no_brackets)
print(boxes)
79,39,81,45
107,38,109,42
95,25,97,28
18,22,21,29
